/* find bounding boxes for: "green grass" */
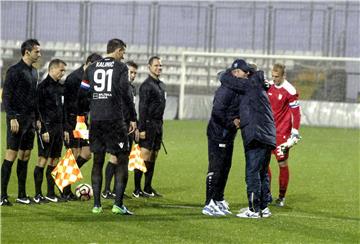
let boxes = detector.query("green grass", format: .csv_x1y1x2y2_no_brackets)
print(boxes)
1,115,359,243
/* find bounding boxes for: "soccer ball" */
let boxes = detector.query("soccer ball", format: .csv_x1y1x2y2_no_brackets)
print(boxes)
75,183,93,201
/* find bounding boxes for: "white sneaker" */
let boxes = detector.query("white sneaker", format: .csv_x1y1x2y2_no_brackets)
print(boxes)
261,207,272,218
215,200,232,215
202,199,226,216
236,207,260,218
276,198,285,207
45,195,59,203
15,196,31,205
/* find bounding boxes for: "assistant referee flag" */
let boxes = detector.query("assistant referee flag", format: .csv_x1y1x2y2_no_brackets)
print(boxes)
51,149,83,192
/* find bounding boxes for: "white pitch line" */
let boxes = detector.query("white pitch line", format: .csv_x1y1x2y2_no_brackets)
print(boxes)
276,213,359,222
158,204,359,222
159,204,198,209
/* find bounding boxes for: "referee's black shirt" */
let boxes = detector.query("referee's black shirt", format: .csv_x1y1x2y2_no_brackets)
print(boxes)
2,59,38,119
64,65,85,116
138,75,166,131
37,75,65,132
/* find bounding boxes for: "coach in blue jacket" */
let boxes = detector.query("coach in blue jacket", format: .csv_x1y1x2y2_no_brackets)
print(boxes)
220,62,276,218
202,59,251,216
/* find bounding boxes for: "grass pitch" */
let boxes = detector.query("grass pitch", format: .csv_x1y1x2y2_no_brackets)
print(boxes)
1,116,359,243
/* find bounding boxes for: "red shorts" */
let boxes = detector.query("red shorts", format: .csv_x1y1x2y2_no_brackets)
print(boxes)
271,134,290,162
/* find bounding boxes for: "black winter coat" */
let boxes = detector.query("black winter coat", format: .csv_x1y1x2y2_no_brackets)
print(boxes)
206,74,245,143
220,70,276,148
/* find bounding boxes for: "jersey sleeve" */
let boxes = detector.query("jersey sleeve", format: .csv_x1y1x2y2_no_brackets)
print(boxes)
138,83,150,131
2,68,18,119
77,70,91,115
120,69,136,122
211,87,238,130
36,82,48,133
288,91,301,130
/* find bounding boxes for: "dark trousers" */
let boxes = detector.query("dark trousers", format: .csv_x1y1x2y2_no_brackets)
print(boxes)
206,138,234,205
244,140,272,212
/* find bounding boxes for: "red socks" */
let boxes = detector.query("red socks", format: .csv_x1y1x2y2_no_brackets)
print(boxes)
279,165,289,198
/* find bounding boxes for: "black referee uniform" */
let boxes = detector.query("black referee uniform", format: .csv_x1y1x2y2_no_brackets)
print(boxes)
136,74,166,195
1,59,38,201
35,74,67,199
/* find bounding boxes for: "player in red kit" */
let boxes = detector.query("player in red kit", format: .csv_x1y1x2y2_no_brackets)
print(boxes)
267,63,301,207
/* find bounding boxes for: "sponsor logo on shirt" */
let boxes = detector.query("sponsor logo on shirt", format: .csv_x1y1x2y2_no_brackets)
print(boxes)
93,93,112,99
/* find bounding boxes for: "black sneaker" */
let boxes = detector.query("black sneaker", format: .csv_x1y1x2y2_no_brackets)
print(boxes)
45,194,67,203
143,188,162,198
151,188,163,197
33,194,49,204
132,189,144,198
101,190,114,199
61,192,77,201
0,196,13,206
16,196,32,205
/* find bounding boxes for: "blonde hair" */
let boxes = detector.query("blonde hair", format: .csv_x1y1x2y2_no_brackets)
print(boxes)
272,63,286,76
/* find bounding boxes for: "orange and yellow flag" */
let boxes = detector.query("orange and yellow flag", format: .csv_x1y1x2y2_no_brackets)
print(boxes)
51,149,83,192
73,116,89,140
128,144,147,173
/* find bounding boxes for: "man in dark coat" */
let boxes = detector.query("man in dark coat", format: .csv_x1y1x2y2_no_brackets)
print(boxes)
202,59,250,216
220,60,276,218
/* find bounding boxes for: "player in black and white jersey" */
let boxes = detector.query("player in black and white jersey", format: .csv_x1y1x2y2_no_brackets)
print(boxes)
79,38,136,215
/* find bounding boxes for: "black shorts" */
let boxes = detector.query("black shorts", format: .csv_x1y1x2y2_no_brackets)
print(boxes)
38,123,63,158
66,114,89,149
89,120,129,155
139,121,163,151
6,115,35,151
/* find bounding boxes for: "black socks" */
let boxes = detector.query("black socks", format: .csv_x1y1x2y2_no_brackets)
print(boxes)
144,161,155,193
46,165,56,196
114,155,128,207
134,169,143,191
1,160,13,198
76,155,88,168
34,166,45,196
91,153,105,207
104,162,116,192
17,159,29,198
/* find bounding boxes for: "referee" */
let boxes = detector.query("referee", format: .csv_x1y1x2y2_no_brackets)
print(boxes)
1,39,41,206
133,56,166,198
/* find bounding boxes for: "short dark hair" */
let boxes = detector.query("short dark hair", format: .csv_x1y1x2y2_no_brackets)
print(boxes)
21,39,40,56
148,56,160,65
86,53,102,65
48,59,67,70
126,60,138,69
106,38,126,54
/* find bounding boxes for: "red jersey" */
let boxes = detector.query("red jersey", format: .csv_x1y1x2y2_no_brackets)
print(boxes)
267,80,301,136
